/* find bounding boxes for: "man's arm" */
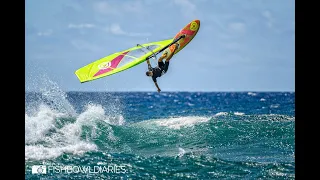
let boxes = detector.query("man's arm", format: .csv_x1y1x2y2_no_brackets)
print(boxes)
154,81,161,92
146,59,152,71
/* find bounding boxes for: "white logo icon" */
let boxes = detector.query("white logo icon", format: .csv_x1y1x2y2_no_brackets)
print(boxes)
98,62,112,69
32,165,47,174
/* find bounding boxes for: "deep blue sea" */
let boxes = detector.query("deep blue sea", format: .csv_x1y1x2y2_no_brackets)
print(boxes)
25,87,295,179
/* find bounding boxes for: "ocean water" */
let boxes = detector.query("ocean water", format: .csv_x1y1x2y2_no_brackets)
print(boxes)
25,85,295,179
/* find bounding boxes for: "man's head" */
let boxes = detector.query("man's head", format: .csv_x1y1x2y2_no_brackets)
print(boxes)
146,71,153,76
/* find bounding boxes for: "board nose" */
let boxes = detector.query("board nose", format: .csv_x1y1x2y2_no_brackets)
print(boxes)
194,19,200,25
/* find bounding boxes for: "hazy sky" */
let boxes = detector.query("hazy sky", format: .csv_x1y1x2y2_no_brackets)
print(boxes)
25,0,295,92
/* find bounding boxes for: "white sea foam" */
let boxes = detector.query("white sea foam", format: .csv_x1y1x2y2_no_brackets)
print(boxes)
25,103,125,160
39,78,77,116
25,142,97,160
187,102,194,106
248,92,257,96
214,112,229,116
270,104,280,108
234,112,245,116
25,104,65,144
25,76,125,160
152,116,210,129
177,147,186,157
25,105,94,160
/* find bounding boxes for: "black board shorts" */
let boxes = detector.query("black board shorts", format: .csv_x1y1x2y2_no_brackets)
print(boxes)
158,61,169,73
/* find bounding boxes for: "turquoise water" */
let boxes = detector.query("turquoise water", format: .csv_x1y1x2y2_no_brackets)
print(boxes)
25,91,295,179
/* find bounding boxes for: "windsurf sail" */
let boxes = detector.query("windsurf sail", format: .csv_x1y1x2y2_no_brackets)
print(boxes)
137,43,158,62
74,39,173,83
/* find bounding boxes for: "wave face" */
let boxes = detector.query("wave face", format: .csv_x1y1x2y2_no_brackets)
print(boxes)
25,91,295,179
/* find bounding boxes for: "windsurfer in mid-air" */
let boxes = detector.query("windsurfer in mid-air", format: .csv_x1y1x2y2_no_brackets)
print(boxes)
145,42,179,93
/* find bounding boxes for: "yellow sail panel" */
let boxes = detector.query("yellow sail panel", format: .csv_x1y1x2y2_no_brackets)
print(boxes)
74,39,173,83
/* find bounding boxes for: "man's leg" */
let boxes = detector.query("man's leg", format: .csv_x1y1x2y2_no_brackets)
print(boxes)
165,44,178,62
163,61,170,73
157,53,166,69
158,52,167,62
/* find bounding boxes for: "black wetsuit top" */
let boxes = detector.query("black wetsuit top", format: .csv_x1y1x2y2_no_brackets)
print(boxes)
152,61,169,82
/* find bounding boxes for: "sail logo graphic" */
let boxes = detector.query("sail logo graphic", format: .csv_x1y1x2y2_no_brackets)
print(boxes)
98,62,112,69
189,22,198,31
